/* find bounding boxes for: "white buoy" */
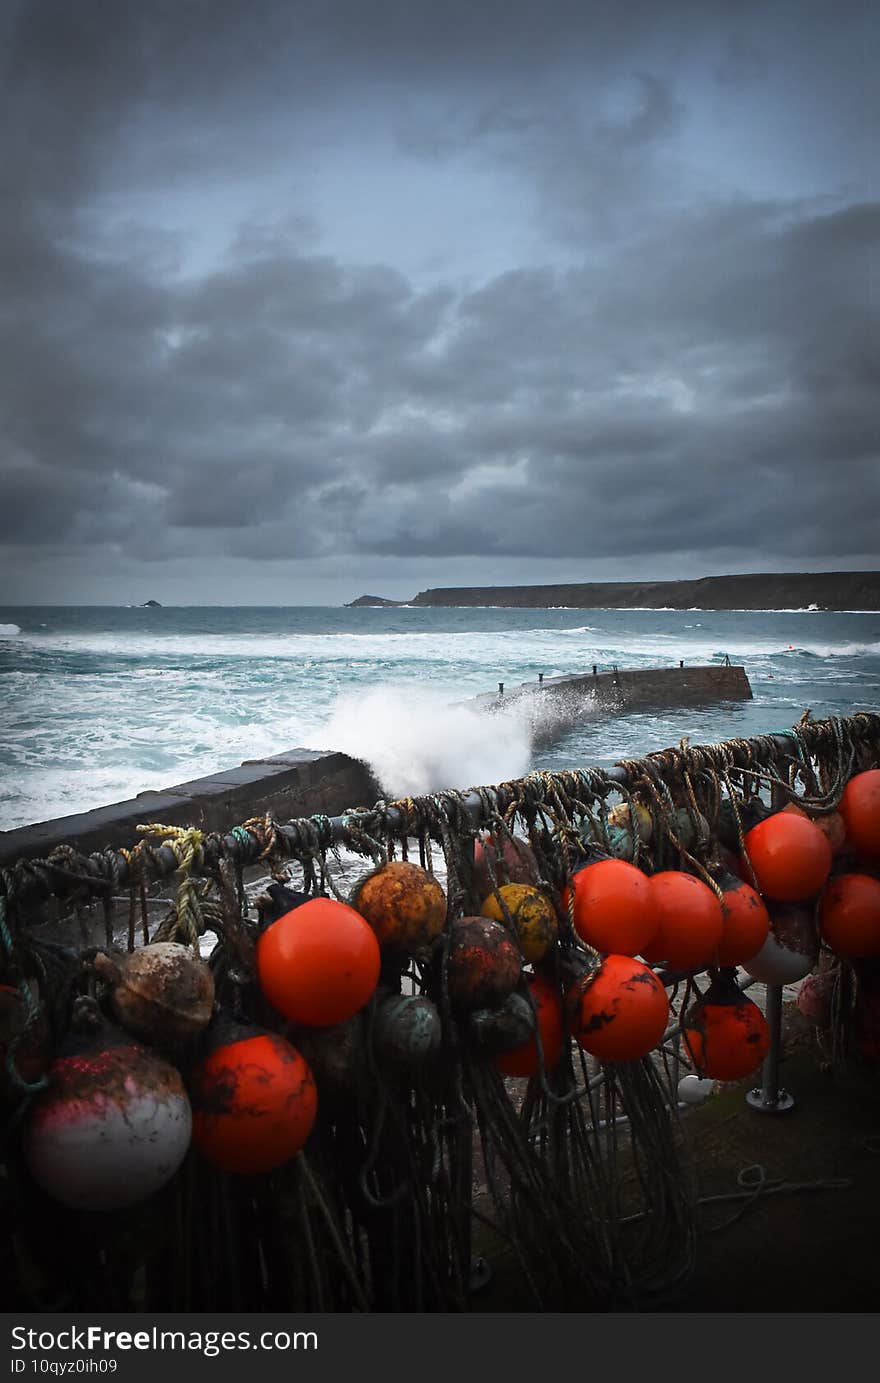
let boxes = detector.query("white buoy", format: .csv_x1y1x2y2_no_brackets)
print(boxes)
677,1074,715,1105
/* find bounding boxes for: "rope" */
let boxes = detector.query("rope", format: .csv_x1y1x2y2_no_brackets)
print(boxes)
136,824,205,947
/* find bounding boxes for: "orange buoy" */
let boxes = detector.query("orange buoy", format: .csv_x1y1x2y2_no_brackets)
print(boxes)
564,858,657,958
191,1023,317,1175
256,896,380,1027
683,974,769,1081
558,857,655,957
716,872,771,967
742,812,832,902
839,770,880,858
494,977,564,1078
480,883,559,963
819,872,880,958
640,871,724,971
573,955,669,1062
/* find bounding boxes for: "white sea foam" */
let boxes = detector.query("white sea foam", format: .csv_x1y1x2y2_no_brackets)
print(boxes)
303,687,534,797
16,623,877,668
0,623,21,638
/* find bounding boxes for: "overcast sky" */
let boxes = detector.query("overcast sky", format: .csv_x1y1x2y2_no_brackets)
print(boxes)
2,1,878,605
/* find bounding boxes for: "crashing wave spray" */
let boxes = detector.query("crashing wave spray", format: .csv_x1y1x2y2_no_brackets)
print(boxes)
305,683,600,798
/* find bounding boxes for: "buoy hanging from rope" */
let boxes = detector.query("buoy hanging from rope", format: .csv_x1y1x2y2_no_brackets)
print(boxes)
682,972,769,1081
190,1019,317,1175
573,955,669,1062
565,858,657,958
742,812,832,902
22,999,191,1211
640,871,723,971
350,860,447,956
256,894,381,1027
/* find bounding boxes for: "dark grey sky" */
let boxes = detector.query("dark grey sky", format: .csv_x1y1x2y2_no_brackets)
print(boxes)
2,0,878,604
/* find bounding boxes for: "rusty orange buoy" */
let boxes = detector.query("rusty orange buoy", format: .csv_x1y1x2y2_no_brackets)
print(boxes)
444,916,522,1010
190,1022,317,1175
573,955,669,1062
682,975,769,1082
351,860,447,955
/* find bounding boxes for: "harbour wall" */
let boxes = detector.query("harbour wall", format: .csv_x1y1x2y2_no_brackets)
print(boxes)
0,663,751,865
477,661,752,712
0,749,381,866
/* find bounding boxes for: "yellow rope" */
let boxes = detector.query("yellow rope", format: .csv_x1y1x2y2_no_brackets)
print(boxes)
136,823,205,947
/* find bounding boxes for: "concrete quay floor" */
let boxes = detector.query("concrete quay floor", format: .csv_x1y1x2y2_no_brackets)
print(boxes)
473,1006,880,1313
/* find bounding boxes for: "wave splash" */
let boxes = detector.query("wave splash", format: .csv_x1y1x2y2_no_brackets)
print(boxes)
306,683,602,798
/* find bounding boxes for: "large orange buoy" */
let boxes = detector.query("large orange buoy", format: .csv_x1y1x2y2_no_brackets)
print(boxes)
190,1023,317,1175
640,872,723,971
819,873,880,958
716,872,771,967
494,977,564,1078
351,860,447,956
256,896,380,1027
564,858,657,958
682,975,769,1081
573,955,669,1062
839,769,880,858
480,883,559,963
742,812,832,902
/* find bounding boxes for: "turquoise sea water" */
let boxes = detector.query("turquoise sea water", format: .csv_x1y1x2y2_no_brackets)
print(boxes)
1,604,878,831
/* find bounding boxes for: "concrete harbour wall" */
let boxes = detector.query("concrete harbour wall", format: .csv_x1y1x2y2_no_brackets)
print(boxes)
476,661,752,712
0,748,380,866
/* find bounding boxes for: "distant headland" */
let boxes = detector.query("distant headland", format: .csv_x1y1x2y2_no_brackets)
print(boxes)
346,571,880,611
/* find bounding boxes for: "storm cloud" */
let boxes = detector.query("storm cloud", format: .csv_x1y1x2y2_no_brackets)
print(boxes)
1,1,877,603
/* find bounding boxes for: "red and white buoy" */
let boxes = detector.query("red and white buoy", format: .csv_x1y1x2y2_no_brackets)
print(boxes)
22,998,191,1211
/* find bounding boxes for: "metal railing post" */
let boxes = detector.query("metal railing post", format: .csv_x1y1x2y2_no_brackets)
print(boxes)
746,984,795,1113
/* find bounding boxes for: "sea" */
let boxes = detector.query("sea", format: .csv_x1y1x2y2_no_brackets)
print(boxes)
1,604,878,833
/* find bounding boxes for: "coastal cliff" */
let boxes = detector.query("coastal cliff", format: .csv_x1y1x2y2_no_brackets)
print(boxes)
348,572,879,611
